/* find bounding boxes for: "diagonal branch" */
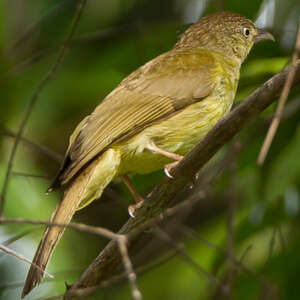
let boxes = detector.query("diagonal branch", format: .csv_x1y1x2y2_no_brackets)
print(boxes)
65,61,300,299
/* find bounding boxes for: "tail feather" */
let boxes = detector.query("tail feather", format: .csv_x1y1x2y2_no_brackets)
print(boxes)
21,185,81,298
21,148,121,298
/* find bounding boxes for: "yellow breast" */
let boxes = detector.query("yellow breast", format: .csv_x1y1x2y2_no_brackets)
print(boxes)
116,86,235,175
115,54,240,176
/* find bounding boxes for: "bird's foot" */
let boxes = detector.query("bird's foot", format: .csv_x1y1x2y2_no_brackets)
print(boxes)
164,161,180,178
128,200,144,218
164,160,199,189
122,175,145,218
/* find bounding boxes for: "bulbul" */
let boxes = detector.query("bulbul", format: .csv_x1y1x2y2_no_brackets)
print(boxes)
22,11,274,297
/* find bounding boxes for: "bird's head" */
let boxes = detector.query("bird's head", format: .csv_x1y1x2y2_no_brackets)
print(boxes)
175,11,274,64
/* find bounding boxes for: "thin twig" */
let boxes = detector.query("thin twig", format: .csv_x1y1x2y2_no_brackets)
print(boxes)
118,236,143,300
257,18,300,165
0,217,118,241
0,244,53,279
0,0,86,216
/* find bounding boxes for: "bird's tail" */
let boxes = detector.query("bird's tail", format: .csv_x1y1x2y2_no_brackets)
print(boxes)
21,148,121,298
21,185,80,298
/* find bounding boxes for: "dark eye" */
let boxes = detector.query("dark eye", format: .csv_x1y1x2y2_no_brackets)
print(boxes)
243,28,250,37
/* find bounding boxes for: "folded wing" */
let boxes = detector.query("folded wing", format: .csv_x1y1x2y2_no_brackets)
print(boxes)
51,49,218,187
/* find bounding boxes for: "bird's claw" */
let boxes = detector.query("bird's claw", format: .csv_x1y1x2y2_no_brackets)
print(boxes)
164,167,173,178
128,200,144,218
164,161,180,179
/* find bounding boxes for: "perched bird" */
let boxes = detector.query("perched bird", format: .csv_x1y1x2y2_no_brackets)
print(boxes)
22,11,274,297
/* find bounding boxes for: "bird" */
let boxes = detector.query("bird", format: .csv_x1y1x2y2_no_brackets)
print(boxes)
22,11,274,297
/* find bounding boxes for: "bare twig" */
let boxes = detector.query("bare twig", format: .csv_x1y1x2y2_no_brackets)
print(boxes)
0,217,118,241
118,236,143,300
0,244,53,279
0,0,86,216
257,18,300,165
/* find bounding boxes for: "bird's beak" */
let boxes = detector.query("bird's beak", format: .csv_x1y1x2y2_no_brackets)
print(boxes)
254,28,275,43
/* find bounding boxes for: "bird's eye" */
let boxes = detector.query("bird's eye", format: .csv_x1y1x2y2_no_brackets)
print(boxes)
243,28,250,37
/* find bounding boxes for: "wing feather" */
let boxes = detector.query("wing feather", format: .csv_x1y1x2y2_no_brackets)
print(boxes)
52,49,218,186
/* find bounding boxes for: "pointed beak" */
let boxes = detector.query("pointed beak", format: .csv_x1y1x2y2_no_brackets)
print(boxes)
254,28,275,43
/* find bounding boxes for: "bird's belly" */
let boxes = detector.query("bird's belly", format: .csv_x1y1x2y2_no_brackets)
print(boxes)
116,95,233,175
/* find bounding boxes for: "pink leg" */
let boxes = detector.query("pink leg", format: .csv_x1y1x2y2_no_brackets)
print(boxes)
146,143,198,185
122,175,144,217
146,143,183,178
146,143,183,161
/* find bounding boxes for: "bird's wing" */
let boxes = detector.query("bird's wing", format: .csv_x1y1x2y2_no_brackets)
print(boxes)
55,49,219,186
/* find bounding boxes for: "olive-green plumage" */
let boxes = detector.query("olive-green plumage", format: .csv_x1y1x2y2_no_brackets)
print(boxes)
22,11,274,297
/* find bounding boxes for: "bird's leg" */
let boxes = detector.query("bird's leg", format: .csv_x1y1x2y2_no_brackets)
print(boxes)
146,143,199,186
146,143,183,178
122,175,144,217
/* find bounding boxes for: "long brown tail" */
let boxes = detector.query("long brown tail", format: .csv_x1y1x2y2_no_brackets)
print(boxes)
22,149,121,298
21,182,81,298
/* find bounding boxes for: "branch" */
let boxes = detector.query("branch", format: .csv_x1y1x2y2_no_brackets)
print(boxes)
257,18,300,164
1,216,142,299
0,244,53,279
65,62,300,298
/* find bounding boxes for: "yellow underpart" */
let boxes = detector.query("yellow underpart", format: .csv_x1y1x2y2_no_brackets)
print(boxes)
117,87,235,175
75,61,238,209
76,148,121,209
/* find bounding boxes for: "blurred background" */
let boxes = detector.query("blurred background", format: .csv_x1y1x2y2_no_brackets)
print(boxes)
0,0,300,299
